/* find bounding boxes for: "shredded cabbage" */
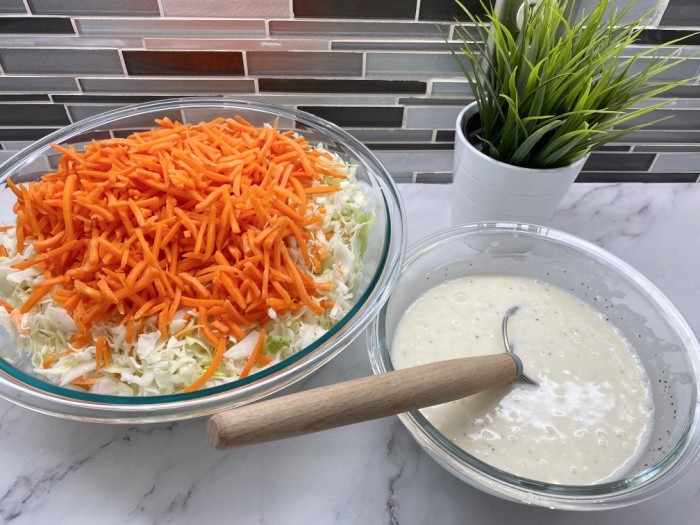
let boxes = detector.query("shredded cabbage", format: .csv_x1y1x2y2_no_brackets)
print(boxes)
0,145,375,396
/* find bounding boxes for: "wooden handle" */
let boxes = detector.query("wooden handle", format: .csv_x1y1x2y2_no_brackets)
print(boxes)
208,353,517,450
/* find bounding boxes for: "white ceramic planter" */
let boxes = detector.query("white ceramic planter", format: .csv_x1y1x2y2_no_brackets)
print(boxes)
451,101,588,226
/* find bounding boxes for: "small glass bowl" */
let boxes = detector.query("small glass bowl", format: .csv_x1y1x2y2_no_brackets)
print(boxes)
0,97,406,423
367,223,700,510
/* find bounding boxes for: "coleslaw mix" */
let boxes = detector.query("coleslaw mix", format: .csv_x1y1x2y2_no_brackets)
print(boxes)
0,142,374,396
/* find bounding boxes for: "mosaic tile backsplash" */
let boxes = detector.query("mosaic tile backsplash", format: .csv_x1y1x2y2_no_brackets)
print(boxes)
0,0,699,183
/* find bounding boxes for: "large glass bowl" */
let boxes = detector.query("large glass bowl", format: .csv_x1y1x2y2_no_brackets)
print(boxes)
0,98,406,423
368,223,700,510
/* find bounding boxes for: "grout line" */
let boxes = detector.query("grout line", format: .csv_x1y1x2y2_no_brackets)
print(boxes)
115,49,128,77
415,0,422,21
289,0,294,19
361,52,366,77
695,173,700,183
69,17,79,35
21,0,30,14
156,0,165,17
652,0,671,27
242,51,249,77
647,153,660,173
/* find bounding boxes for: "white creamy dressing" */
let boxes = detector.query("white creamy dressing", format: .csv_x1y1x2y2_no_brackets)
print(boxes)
392,275,653,485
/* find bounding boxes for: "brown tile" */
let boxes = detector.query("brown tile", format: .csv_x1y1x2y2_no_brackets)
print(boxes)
258,78,426,94
292,0,416,18
297,106,403,128
123,51,244,76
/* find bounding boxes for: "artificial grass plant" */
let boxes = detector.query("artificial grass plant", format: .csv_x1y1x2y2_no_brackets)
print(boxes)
452,0,698,168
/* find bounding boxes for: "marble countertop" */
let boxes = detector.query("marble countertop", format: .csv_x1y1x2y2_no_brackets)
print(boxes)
2,183,700,524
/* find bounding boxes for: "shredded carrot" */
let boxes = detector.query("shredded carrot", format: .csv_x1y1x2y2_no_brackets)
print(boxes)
239,328,266,379
182,337,226,393
96,335,106,369
0,300,12,313
8,116,342,392
42,354,57,369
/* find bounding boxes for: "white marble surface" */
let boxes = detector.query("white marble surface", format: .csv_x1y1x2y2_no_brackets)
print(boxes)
2,183,700,524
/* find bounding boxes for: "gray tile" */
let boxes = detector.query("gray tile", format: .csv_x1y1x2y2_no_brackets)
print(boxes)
614,109,700,130
247,52,362,76
29,0,159,15
621,57,700,83
366,143,452,151
333,41,457,51
406,106,463,128
634,145,700,152
431,81,472,95
620,45,700,58
399,97,472,106
390,172,415,183
366,52,469,78
0,103,69,126
67,104,127,122
577,0,663,25
633,98,700,109
0,141,36,151
0,76,79,92
582,153,655,172
145,38,329,52
67,104,184,125
661,0,700,27
221,94,398,106
576,172,697,183
181,108,294,129
651,153,700,172
0,128,60,141
665,84,700,98
420,0,485,21
270,21,450,38
617,130,700,143
435,130,455,142
0,16,74,34
1,0,27,13
161,0,289,17
374,150,453,172
637,28,700,46
0,151,18,164
0,36,143,48
347,129,434,142
79,77,255,94
0,48,123,74
77,18,265,37
415,172,453,184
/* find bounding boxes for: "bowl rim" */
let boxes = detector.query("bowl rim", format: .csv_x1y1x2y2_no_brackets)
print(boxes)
367,221,700,510
0,97,407,419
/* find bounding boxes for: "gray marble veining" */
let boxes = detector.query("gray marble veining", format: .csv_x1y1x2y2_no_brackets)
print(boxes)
1,183,699,524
